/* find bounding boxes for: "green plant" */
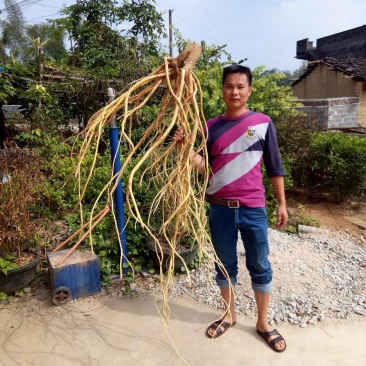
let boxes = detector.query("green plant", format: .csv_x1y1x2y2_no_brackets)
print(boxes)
0,254,17,275
285,204,317,233
182,252,201,272
273,113,322,193
146,259,156,274
0,287,31,302
299,132,366,201
250,66,302,119
23,84,64,132
19,131,153,285
0,72,16,104
14,132,77,219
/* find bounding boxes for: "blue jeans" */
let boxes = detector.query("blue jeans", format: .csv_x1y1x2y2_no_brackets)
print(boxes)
209,203,272,293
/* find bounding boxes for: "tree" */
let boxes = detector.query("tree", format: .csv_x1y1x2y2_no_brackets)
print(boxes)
0,41,7,63
52,0,167,127
119,0,166,46
0,0,28,62
26,23,67,62
260,62,308,87
0,1,168,132
59,0,166,71
250,66,301,119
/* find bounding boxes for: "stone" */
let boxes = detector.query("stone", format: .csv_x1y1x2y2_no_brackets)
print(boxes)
343,216,366,230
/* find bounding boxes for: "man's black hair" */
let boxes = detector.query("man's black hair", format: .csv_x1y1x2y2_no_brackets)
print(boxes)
222,64,252,87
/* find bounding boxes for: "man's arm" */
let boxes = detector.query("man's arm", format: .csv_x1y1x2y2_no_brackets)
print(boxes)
189,150,206,174
172,128,206,174
269,176,288,228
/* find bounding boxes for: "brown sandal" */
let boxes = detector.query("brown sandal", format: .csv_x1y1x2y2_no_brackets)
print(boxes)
256,329,287,352
206,320,236,339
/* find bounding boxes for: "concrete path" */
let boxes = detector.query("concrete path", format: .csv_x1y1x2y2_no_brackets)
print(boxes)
0,290,365,366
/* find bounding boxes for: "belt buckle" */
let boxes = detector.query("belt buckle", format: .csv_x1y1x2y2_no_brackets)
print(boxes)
228,200,240,208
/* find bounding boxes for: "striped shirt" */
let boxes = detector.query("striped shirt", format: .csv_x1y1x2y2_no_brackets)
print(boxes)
205,110,285,208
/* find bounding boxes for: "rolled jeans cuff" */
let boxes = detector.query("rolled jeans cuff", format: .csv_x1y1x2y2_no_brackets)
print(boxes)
215,274,237,289
252,281,272,293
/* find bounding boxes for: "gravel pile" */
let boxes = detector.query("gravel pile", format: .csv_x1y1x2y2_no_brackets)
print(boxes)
161,227,366,327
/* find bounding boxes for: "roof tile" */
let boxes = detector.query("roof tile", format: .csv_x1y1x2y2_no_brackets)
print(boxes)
292,57,366,86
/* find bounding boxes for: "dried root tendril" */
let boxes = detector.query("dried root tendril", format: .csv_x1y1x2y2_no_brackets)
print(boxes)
75,43,230,323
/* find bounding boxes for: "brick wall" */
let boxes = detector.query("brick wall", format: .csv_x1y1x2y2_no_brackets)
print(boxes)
292,64,366,128
296,25,366,60
359,89,366,127
317,26,366,58
297,98,360,129
292,64,357,99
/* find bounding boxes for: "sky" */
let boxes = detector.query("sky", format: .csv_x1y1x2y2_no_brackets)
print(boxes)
0,0,365,72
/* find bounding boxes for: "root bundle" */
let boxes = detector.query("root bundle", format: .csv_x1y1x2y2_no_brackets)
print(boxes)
75,43,215,321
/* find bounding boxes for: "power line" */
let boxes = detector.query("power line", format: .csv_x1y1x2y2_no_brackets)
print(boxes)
246,0,364,17
0,0,65,23
173,13,256,60
0,0,44,13
35,3,60,9
0,0,43,20
25,12,60,23
173,12,291,70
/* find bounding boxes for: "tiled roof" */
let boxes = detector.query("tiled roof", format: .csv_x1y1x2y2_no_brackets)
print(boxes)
292,57,366,86
322,57,366,79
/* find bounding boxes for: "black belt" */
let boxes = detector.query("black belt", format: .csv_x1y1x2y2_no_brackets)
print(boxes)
206,195,243,208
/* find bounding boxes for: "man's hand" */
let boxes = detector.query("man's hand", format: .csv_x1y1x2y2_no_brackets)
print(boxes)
172,128,189,149
276,203,288,229
172,127,205,174
269,176,288,229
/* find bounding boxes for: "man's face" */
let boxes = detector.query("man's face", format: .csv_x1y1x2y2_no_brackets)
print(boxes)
222,73,252,112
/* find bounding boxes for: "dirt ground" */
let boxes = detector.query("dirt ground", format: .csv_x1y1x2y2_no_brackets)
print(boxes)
286,193,366,247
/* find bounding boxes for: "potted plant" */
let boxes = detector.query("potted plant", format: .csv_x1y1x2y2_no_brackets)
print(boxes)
0,148,43,294
138,150,201,273
146,209,199,272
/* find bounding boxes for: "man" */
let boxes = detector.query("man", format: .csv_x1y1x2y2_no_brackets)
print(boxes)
173,64,287,352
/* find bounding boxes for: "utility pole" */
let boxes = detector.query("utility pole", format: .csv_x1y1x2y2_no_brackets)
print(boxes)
169,9,174,57
77,0,83,51
37,43,42,85
77,0,83,28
